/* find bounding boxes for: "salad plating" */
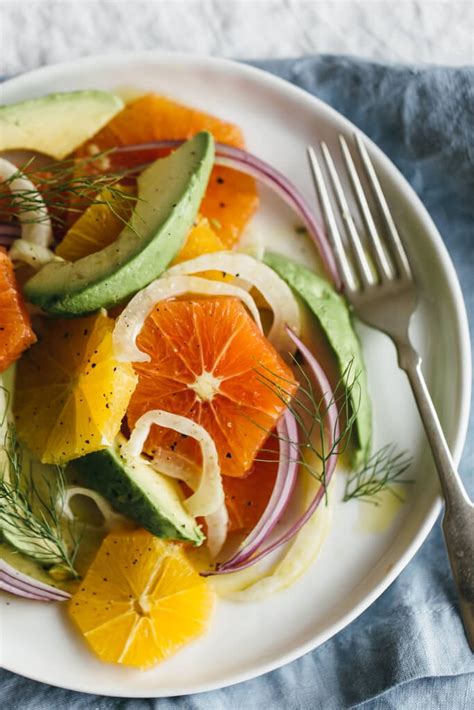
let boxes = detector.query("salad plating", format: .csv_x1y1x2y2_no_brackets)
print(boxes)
0,91,412,669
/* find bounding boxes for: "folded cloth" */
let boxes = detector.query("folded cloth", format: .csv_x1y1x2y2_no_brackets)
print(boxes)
0,56,473,709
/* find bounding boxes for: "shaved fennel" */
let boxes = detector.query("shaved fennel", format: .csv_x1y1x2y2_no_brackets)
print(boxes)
212,476,333,601
62,486,127,531
165,252,301,355
113,274,262,363
126,410,225,518
9,240,61,270
0,158,53,247
150,449,228,558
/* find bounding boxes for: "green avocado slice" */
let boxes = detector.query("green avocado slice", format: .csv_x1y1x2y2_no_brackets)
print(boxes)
24,131,215,316
74,436,204,546
264,252,372,468
0,90,124,159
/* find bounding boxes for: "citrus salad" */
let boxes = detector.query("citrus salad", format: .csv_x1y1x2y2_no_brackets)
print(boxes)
0,90,408,670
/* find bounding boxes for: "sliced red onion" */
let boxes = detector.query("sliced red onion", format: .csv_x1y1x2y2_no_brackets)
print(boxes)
0,573,60,601
0,223,21,236
0,223,20,247
206,327,340,574
0,576,50,600
0,560,70,602
114,141,340,288
215,410,299,571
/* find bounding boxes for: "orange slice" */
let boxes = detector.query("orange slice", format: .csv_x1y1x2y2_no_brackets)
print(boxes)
81,93,245,154
55,185,135,262
171,215,229,281
199,167,259,248
0,248,36,372
127,297,297,478
173,216,224,264
69,529,214,668
224,434,280,533
14,311,137,463
78,94,259,247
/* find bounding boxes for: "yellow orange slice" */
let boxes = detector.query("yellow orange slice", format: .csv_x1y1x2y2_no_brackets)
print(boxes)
14,311,137,463
69,529,214,668
55,186,134,262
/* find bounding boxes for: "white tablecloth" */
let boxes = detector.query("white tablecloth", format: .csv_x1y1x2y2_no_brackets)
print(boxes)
1,0,473,75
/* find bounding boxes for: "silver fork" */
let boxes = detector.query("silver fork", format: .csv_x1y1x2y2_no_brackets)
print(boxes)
308,134,474,650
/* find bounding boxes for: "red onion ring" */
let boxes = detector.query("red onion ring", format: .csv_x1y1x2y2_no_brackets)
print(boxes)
114,141,340,288
0,223,20,247
0,576,51,600
0,560,70,601
0,574,61,601
0,224,21,236
215,410,299,572
206,327,340,574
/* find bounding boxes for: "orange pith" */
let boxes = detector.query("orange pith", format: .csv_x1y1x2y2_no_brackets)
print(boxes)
68,529,214,668
126,297,297,478
78,94,259,247
0,248,36,373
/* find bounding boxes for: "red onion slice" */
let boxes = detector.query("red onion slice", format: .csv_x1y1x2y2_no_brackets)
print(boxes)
0,223,20,247
0,237,14,247
0,560,70,601
0,224,21,236
114,141,340,287
0,576,51,600
0,573,60,601
215,410,299,571
207,327,340,574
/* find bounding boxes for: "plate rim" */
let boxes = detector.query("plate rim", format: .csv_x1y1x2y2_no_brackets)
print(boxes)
0,49,471,698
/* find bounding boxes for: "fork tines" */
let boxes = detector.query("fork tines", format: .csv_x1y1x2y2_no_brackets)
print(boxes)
307,135,412,292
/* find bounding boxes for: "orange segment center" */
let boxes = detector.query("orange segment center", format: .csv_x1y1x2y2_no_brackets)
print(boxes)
188,370,223,402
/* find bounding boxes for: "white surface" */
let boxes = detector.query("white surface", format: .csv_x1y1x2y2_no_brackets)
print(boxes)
0,0,473,75
0,52,471,697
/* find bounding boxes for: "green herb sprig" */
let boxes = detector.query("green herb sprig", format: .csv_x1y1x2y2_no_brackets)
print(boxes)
253,358,412,507
0,423,80,578
0,151,139,230
343,444,413,505
253,358,360,501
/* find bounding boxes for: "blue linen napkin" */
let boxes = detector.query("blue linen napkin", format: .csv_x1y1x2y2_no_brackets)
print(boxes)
0,56,473,709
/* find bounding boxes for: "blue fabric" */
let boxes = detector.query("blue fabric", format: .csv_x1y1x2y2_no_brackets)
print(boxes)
1,55,473,708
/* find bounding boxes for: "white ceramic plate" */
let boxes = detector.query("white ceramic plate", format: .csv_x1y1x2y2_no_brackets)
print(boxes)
0,52,471,698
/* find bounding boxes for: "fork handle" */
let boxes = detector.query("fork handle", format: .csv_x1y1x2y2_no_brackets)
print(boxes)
397,341,474,650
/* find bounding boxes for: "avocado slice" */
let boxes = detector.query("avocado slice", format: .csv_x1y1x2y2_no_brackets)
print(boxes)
0,90,124,159
74,436,204,545
264,252,372,468
24,131,215,316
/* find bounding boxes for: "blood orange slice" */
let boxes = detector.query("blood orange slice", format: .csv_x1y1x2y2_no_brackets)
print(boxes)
224,434,280,533
78,94,259,247
0,248,36,373
126,297,297,478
